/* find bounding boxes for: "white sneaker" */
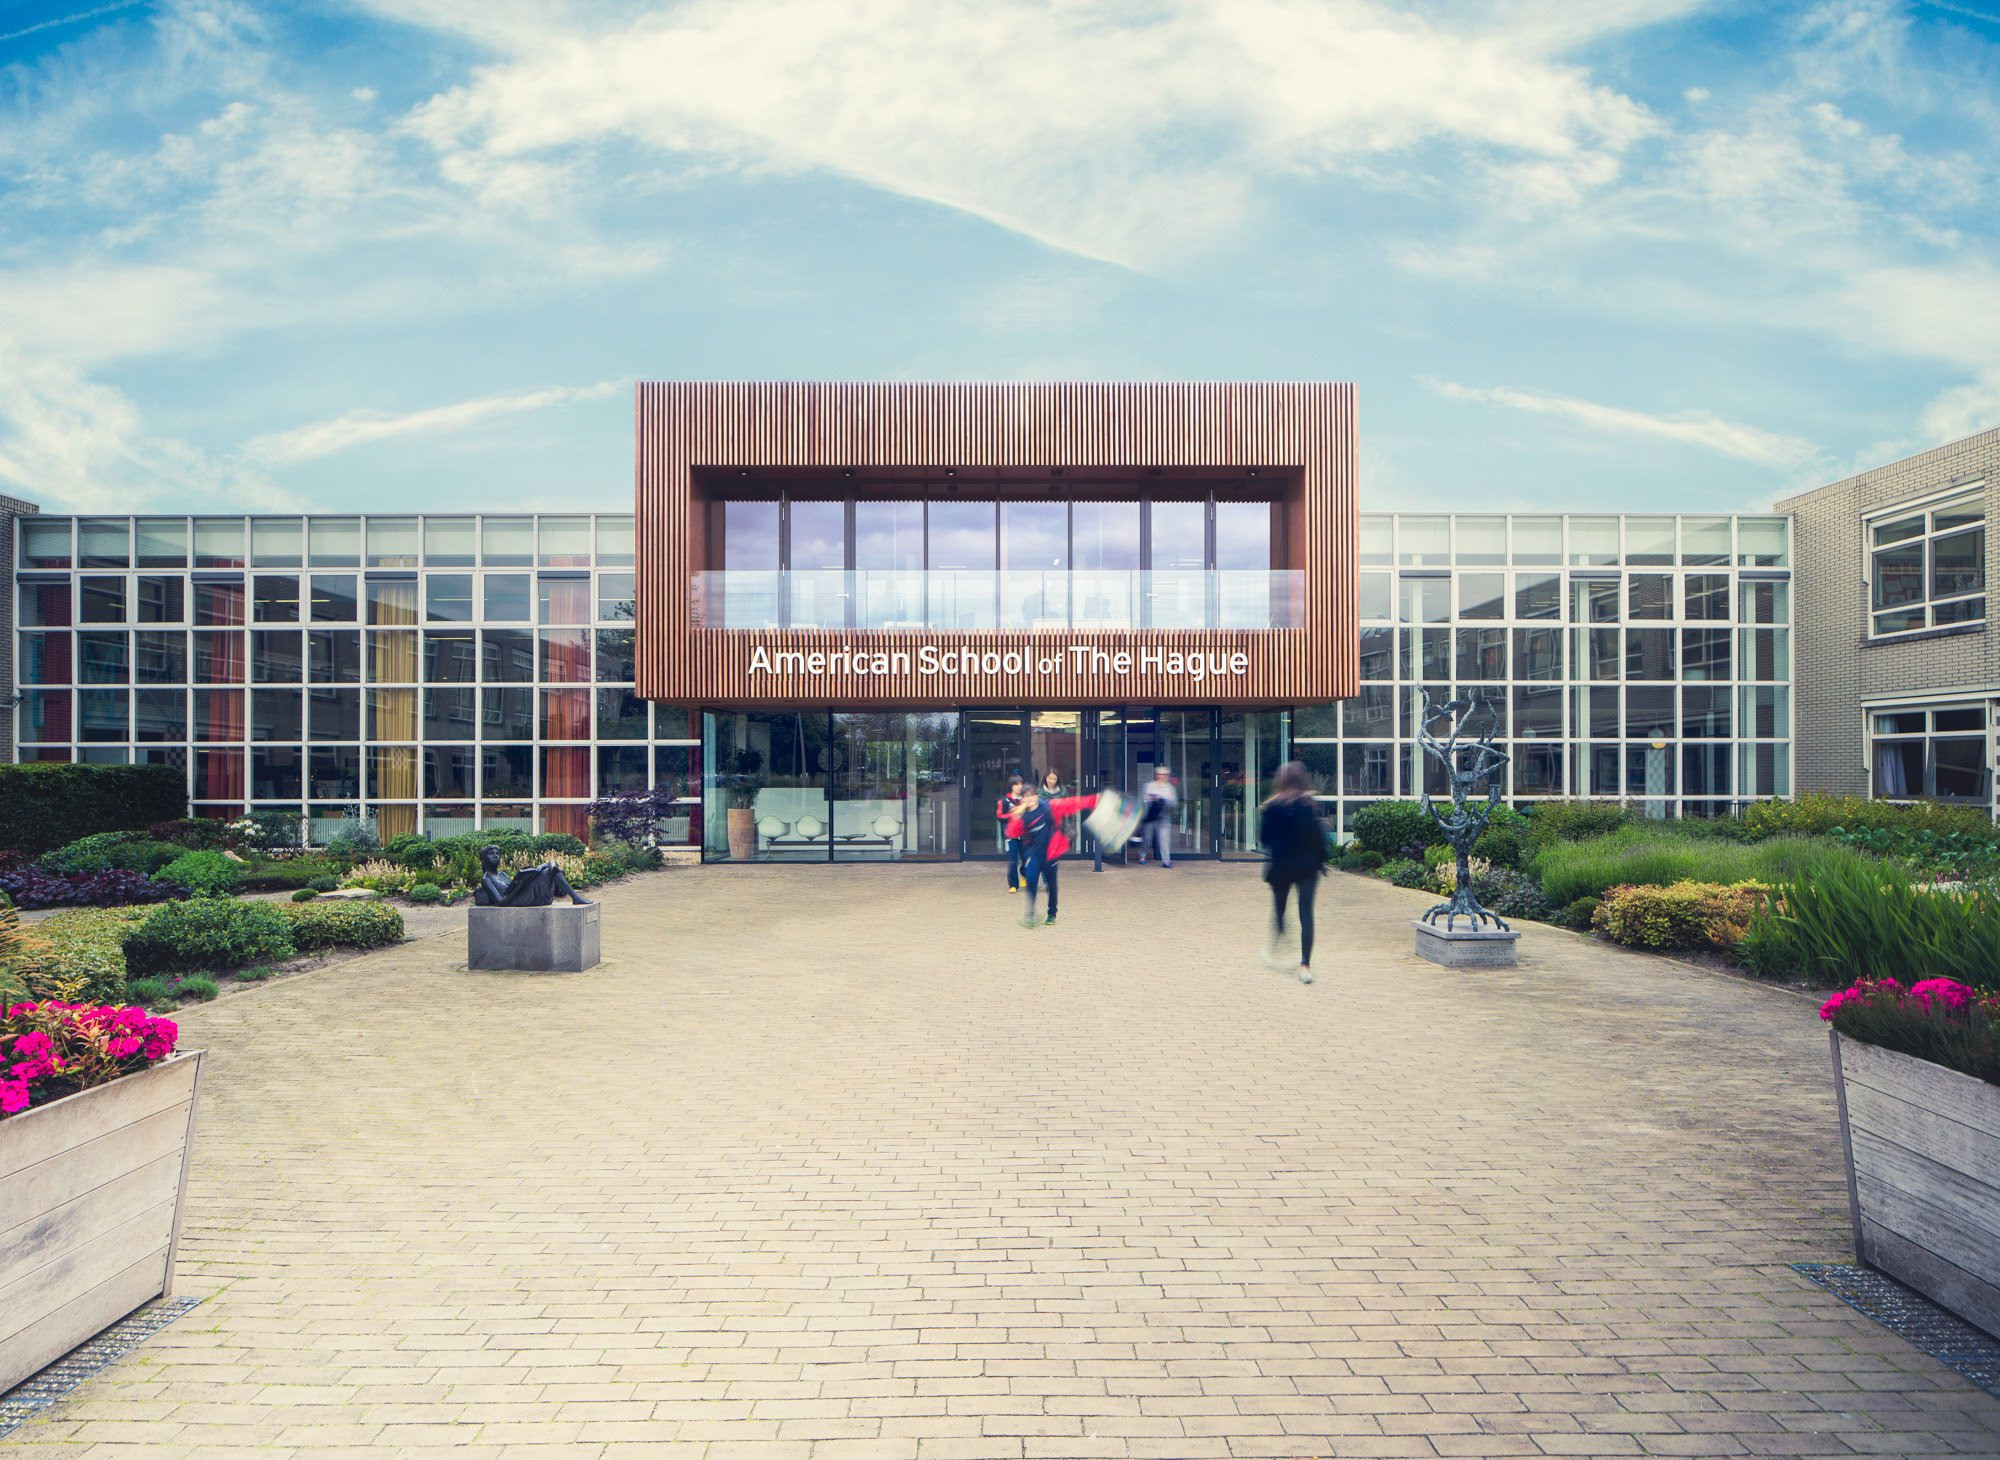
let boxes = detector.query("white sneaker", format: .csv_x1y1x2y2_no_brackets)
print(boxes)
1299,966,1314,984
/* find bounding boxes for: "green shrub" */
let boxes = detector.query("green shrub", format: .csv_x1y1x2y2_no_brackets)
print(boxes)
407,881,443,904
32,907,148,1003
277,900,403,953
125,975,175,1010
385,833,439,870
1472,825,1523,869
1382,858,1429,889
290,888,318,902
532,832,589,856
1349,802,1439,859
175,974,220,1002
1555,895,1600,931
1593,881,1767,952
38,832,182,876
234,965,278,982
0,764,186,856
1338,847,1384,872
147,818,231,850
1521,800,1631,852
1422,842,1455,871
125,899,295,975
1473,866,1553,921
157,850,243,897
324,822,382,860
233,855,346,892
237,810,302,853
1531,827,1876,907
1739,859,2000,990
1738,792,1997,842
308,874,340,893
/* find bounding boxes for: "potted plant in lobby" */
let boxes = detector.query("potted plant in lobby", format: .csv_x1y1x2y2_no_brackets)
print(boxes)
723,749,764,861
1820,977,2000,1338
1,996,200,1392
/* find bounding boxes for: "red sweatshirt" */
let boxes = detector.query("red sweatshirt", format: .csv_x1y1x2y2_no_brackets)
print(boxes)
1006,793,1099,864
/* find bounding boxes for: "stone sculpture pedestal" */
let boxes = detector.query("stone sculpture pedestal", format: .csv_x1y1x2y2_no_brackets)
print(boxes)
469,902,601,973
1412,918,1519,969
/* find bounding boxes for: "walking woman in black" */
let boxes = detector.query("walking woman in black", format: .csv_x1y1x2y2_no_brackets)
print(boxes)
1258,760,1328,984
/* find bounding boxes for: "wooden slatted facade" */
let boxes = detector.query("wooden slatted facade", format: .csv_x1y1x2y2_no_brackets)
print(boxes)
635,382,1357,709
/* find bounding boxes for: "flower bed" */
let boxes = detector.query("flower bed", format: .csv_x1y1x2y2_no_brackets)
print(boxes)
1820,977,2000,1086
0,867,184,909
1593,880,1767,953
1,999,179,1117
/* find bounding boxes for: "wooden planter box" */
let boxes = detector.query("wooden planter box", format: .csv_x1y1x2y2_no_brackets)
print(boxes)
1830,1031,2000,1338
0,1052,203,1394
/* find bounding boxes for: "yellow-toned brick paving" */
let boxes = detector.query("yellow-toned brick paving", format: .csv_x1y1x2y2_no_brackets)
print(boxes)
8,864,2000,1459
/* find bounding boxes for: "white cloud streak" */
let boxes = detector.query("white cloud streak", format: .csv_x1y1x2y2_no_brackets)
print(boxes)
1429,380,1823,469
242,380,625,467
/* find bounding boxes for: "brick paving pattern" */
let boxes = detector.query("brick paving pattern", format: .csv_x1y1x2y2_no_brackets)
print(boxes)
8,863,2000,1459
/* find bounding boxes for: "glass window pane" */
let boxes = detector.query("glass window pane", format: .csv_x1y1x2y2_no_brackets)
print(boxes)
928,501,996,571
1934,738,1987,800
540,628,591,681
482,629,534,682
596,515,635,567
482,516,533,566
1454,515,1505,564
1359,626,1393,680
79,577,124,624
135,577,182,623
309,745,360,799
1681,517,1731,565
596,628,636,683
1510,516,1562,564
1932,528,1984,600
367,578,418,626
1684,573,1729,621
1738,518,1788,567
20,633,71,685
310,574,357,622
309,517,361,567
1149,500,1205,570
854,501,924,570
1359,571,1391,621
193,631,244,683
1681,627,1731,680
539,516,591,567
722,502,779,571
1628,574,1672,620
308,687,360,741
481,687,535,740
367,517,419,568
251,688,301,740
251,518,303,567
1625,627,1676,679
424,686,477,740
597,572,635,623
424,517,476,567
1455,627,1506,680
134,630,185,684
1513,626,1562,680
252,574,299,623
193,518,245,568
308,629,360,683
424,746,475,798
539,576,590,626
1072,501,1140,571
77,631,128,684
1626,519,1675,565
484,573,531,622
1001,502,1066,570
426,573,473,622
1569,516,1619,565
21,520,73,569
1458,572,1505,619
1359,516,1392,565
789,501,848,571
369,629,418,683
20,580,71,626
78,518,130,568
423,630,477,683
1398,578,1449,624
134,688,186,742
134,519,187,569
1514,573,1559,620
1214,502,1270,570
1398,516,1448,566
597,687,648,740
1573,579,1619,623
1872,514,1925,547
252,629,302,683
193,580,244,627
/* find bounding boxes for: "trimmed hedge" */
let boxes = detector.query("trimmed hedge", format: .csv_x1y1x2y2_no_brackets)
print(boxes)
1593,881,1767,952
277,900,403,952
124,900,295,975
0,764,185,855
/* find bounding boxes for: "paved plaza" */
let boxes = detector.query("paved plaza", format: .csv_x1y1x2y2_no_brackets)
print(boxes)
8,863,2000,1459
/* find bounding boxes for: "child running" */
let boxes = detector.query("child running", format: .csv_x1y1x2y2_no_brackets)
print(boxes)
1007,782,1101,927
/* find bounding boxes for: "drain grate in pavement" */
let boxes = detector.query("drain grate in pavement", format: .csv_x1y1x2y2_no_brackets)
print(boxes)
0,1295,204,1440
1793,1263,2000,1399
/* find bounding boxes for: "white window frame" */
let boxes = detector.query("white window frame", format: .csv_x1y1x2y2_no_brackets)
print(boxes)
1864,488,1986,639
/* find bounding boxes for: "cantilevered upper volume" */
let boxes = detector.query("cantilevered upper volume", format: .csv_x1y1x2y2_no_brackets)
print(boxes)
633,381,1359,709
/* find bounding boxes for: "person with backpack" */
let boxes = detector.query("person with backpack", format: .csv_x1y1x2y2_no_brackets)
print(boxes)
996,773,1026,893
1258,760,1329,984
1006,783,1101,927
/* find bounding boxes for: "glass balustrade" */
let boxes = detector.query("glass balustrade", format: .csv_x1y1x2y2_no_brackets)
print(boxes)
689,571,1305,630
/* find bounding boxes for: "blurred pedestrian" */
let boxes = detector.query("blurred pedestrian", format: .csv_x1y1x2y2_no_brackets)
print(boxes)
1008,785,1101,927
996,773,1026,893
1136,764,1177,866
1259,760,1328,984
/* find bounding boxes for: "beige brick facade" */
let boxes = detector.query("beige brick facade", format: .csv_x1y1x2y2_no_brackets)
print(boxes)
1778,426,2000,803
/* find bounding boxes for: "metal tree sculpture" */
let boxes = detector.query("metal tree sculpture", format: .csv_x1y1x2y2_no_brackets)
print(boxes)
1416,690,1513,931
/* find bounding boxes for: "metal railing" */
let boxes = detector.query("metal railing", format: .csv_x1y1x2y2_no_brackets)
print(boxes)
690,570,1305,631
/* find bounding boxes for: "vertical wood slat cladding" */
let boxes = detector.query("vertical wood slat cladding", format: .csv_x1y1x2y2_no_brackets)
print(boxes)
635,382,1357,709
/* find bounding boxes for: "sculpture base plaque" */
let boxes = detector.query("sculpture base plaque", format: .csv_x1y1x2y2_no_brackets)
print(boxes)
1412,918,1520,969
469,902,601,973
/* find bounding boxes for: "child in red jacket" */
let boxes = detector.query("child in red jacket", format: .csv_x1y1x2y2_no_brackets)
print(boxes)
1007,789,1099,926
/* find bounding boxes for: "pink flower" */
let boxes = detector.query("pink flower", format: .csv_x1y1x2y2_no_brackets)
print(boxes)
0,1080,27,1114
1908,978,1974,1011
107,1035,142,1061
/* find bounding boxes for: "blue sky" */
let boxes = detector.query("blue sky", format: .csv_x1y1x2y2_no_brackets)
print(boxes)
1,0,1997,518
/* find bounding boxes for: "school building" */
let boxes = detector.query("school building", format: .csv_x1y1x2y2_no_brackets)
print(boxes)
2,385,1992,858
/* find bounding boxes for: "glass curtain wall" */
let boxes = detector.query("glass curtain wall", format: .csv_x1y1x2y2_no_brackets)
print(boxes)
830,712,960,859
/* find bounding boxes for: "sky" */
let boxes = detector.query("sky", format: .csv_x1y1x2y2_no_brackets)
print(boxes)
1,0,1998,519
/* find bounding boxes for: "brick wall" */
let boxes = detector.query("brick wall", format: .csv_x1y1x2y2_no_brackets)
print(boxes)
1777,427,2000,798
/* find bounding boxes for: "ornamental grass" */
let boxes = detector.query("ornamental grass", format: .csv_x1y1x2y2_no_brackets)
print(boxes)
1740,857,2000,990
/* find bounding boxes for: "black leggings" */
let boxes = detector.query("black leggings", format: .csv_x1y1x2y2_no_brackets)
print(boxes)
1271,871,1318,967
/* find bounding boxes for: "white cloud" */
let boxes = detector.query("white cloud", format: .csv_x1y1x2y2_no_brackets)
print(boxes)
1428,380,1823,469
391,0,1669,269
242,380,626,467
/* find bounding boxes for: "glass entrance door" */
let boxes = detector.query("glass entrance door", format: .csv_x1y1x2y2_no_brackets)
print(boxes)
965,710,1026,858
1156,709,1214,857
